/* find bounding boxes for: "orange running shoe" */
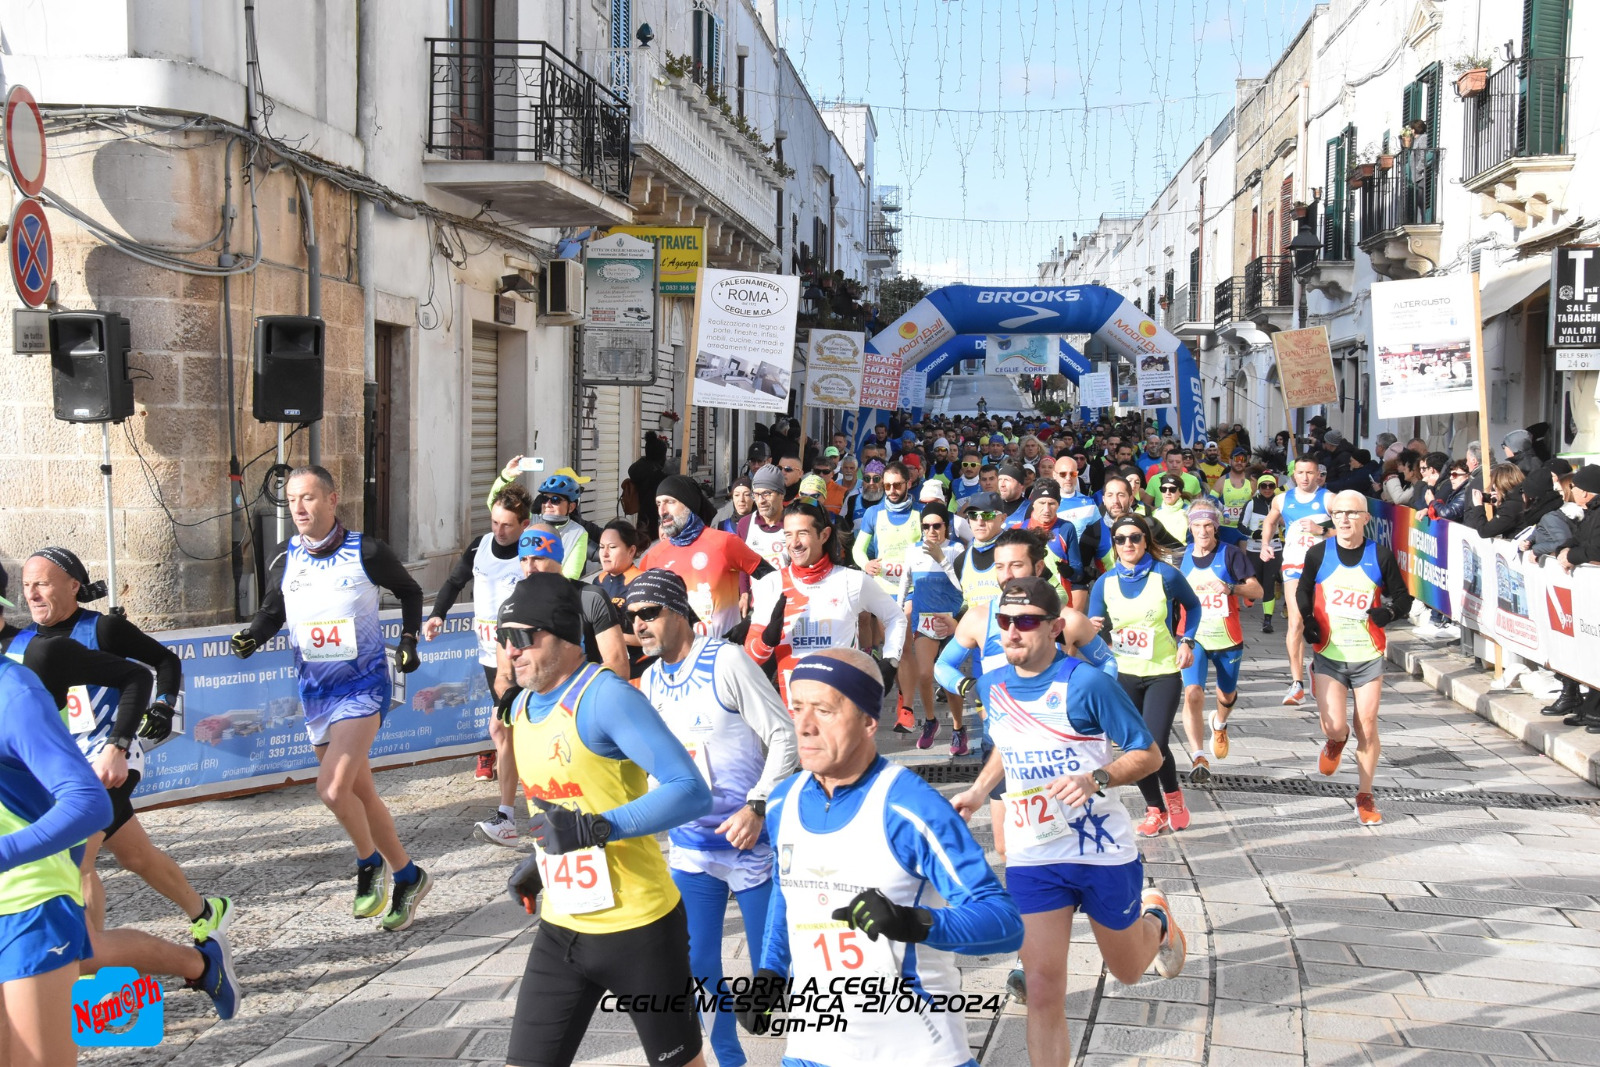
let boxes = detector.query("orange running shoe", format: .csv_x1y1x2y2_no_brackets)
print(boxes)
1210,712,1231,760
1355,792,1383,825
1136,807,1169,837
1318,737,1348,776
1141,887,1188,978
893,701,916,734
1164,790,1191,830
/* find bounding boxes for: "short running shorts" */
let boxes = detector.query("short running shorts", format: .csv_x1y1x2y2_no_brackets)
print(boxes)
0,895,92,983
669,842,775,893
1006,857,1146,928
1181,644,1244,693
103,768,143,840
508,902,701,1067
1312,653,1385,689
304,688,389,747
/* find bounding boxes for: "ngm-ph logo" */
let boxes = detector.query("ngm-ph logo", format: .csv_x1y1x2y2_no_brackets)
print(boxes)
72,967,164,1046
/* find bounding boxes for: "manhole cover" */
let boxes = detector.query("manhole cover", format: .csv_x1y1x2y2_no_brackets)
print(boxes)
1204,773,1600,811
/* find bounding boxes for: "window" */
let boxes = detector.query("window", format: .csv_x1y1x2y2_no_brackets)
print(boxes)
1188,248,1200,315
1324,125,1355,260
691,5,724,92
1522,0,1570,156
736,54,746,117
1163,269,1175,307
1279,177,1293,253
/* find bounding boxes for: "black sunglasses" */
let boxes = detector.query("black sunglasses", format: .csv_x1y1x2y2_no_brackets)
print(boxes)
921,521,946,530
1113,533,1145,545
627,606,666,625
996,613,1055,632
497,626,541,649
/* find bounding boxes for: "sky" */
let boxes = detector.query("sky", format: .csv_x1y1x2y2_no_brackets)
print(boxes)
775,0,1320,285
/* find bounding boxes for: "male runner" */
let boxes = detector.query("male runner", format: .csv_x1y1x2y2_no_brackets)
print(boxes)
735,465,792,570
1178,503,1262,780
630,571,797,1067
1214,449,1256,531
849,461,921,723
232,465,430,931
951,578,1185,1065
1239,473,1284,632
736,648,1024,1066
995,463,1031,527
497,573,712,1067
640,475,773,639
1053,456,1104,608
421,482,534,784
1259,456,1332,704
1296,491,1412,825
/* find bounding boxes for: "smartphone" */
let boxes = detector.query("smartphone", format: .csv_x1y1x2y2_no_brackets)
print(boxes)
517,457,546,473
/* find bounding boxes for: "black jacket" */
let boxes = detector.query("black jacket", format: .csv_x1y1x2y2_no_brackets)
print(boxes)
1463,495,1525,539
1564,500,1600,566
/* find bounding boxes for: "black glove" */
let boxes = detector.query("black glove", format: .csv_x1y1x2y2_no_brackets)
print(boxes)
1367,603,1396,629
956,675,976,698
230,629,257,660
507,853,542,914
830,887,933,944
528,797,612,855
760,594,789,649
735,968,788,1036
495,685,524,727
138,700,176,743
876,656,898,694
395,634,421,674
1301,615,1325,647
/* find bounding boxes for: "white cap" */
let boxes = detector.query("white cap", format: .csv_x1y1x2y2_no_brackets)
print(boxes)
919,481,947,502
934,437,950,449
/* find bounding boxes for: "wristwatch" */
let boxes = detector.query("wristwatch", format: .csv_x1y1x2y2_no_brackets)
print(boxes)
1091,769,1111,795
1180,637,1197,649
745,798,767,818
590,817,613,849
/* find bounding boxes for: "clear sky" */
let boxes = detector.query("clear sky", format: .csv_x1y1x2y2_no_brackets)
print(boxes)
776,0,1320,285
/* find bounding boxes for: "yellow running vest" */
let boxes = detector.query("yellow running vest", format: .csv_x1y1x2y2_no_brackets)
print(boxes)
1103,570,1180,677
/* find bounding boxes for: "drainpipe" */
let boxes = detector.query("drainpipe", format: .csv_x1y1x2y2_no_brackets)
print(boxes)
357,0,379,527
295,173,322,464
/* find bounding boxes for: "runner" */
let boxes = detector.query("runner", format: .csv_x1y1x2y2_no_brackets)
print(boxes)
497,573,712,1067
1053,456,1103,612
421,482,534,784
1296,491,1412,825
717,477,755,535
232,465,431,931
1240,473,1284,632
1024,480,1086,596
1150,473,1191,543
850,461,922,726
996,463,1031,527
1259,456,1332,704
0,654,114,1066
1088,514,1202,836
630,570,797,1067
746,501,906,709
1214,449,1257,531
1178,502,1263,781
895,503,967,750
736,466,791,570
950,578,1185,1066
735,648,1024,1067
639,475,773,640
594,520,647,676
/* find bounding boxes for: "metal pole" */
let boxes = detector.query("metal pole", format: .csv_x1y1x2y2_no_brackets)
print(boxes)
276,424,287,545
101,424,119,612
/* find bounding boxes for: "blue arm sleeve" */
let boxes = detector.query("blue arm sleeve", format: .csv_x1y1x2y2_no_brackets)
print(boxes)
883,774,1023,955
1087,575,1108,623
1067,668,1155,753
576,676,712,840
0,674,113,873
1076,634,1118,678
1165,566,1203,640
933,636,975,694
757,777,800,974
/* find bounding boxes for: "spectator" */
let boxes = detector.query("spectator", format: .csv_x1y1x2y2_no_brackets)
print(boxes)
1416,451,1450,510
627,433,670,540
1384,449,1422,505
1463,463,1526,539
1374,432,1398,458
1522,464,1581,559
1426,459,1471,522
1502,429,1543,477
717,476,755,534
1554,465,1600,731
1465,441,1485,495
1406,437,1430,455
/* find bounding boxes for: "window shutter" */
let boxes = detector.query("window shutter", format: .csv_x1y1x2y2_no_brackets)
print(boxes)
692,9,705,76
611,0,631,49
1324,136,1344,259
1188,248,1200,293
1280,177,1294,252
1521,0,1569,155
1164,269,1175,305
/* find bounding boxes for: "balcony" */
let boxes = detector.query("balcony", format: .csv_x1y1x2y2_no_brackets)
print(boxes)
1461,57,1575,243
1300,200,1356,300
865,224,900,266
1214,277,1245,327
1162,284,1210,341
583,47,781,267
422,39,634,227
1243,255,1294,331
1357,148,1444,280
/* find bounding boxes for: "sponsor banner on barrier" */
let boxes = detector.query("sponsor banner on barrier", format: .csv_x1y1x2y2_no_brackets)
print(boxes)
984,334,1054,376
1369,502,1454,616
1538,560,1600,689
804,330,866,410
1491,539,1544,660
690,269,800,414
137,610,490,805
1453,522,1492,635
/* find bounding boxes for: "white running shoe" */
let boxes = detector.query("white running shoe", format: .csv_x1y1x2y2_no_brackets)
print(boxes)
474,811,519,847
1281,679,1305,706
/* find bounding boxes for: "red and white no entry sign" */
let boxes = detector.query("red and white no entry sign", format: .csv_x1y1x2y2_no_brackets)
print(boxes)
10,198,53,307
5,84,47,198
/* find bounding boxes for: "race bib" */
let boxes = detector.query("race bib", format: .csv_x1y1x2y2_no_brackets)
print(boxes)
536,846,615,914
1223,504,1245,523
297,618,358,661
916,613,950,639
1002,785,1069,848
793,918,899,976
1326,587,1374,619
1198,589,1231,619
1284,522,1323,564
66,685,94,735
881,560,906,580
473,616,498,648
1113,625,1156,660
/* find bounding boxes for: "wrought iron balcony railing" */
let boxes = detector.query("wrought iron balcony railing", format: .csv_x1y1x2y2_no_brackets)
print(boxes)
1243,256,1293,314
1462,56,1570,182
1214,277,1244,325
1359,148,1444,237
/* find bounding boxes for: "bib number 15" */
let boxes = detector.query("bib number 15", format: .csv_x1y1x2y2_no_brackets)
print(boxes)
811,927,866,971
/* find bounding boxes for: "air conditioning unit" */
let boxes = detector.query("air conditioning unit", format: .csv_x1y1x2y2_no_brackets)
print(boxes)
540,259,585,324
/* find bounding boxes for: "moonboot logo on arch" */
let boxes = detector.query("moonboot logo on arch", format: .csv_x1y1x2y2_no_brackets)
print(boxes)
72,967,164,1046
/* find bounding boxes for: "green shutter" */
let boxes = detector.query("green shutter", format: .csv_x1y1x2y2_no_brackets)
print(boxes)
1325,136,1344,259
1521,0,1569,155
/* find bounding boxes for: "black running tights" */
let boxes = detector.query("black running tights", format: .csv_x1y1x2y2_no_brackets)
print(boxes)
1118,671,1185,808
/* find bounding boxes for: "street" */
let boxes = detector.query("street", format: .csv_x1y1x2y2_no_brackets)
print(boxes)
84,612,1600,1067
934,371,1037,419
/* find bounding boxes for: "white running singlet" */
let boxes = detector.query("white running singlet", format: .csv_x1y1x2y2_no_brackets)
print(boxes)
471,534,525,667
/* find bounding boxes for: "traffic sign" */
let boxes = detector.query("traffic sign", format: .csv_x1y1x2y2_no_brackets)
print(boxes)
10,198,53,307
4,85,47,197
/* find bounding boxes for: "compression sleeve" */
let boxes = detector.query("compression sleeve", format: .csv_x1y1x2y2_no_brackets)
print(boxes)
1086,575,1109,630
0,669,114,873
576,674,712,840
97,614,182,699
1296,541,1326,622
361,538,424,635
851,506,878,568
1076,634,1118,678
28,638,154,747
245,552,289,644
883,773,1024,954
429,541,481,618
860,573,908,661
744,571,784,666
933,633,976,693
713,643,799,801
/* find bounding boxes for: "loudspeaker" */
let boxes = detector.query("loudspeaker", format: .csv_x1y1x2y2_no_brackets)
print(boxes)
48,312,135,423
253,316,324,422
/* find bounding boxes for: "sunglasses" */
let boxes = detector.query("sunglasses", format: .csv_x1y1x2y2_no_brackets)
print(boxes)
535,494,568,509
882,481,907,491
1331,510,1366,519
965,509,1002,520
780,465,802,474
961,461,980,468
864,475,883,483
1113,533,1145,545
626,605,666,625
1162,486,1181,493
921,521,946,530
497,626,541,649
996,613,1055,632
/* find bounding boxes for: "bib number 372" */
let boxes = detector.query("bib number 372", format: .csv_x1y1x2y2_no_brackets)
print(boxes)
1002,785,1069,847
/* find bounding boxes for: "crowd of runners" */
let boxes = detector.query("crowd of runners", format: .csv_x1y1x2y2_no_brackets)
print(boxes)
0,409,1415,1067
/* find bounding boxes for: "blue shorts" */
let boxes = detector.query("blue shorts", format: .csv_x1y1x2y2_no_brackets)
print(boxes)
305,688,389,747
0,895,92,983
1181,644,1244,693
1006,858,1145,928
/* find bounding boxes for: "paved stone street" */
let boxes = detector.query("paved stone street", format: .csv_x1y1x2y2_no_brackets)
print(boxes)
85,614,1600,1067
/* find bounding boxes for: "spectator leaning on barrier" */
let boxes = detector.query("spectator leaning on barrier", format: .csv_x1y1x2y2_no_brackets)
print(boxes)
1549,465,1600,732
1463,464,1526,539
1503,429,1543,478
1426,460,1471,523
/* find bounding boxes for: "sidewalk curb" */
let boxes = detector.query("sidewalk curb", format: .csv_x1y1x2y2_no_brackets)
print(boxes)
1384,629,1600,787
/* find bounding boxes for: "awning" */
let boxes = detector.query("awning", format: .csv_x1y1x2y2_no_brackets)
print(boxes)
1481,255,1550,320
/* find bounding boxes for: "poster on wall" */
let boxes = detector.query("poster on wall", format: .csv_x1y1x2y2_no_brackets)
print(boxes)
1136,348,1175,409
1370,275,1479,419
1078,366,1113,408
584,233,656,329
1271,326,1338,408
689,269,800,414
601,226,703,294
984,334,1055,376
804,330,866,410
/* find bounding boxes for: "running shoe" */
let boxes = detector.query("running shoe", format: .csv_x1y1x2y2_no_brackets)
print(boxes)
1136,807,1169,837
1187,754,1210,786
1164,790,1191,831
916,718,940,749
1210,712,1231,760
1318,737,1348,776
190,931,242,1020
1355,792,1383,826
475,752,497,782
1141,887,1187,979
189,896,235,943
893,701,916,734
950,726,970,757
1005,962,1027,1005
381,868,432,932
1281,679,1305,706
353,860,390,919
475,811,519,847
1262,616,1274,634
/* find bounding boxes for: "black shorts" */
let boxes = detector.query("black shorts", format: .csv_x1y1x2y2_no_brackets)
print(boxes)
103,769,142,840
508,902,700,1067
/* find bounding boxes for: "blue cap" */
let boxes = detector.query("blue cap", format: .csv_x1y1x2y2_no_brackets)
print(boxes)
518,528,564,562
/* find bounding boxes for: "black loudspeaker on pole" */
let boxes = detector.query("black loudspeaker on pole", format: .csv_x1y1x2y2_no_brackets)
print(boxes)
48,312,135,423
253,316,325,423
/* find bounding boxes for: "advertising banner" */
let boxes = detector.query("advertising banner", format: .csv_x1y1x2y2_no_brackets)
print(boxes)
1078,366,1113,408
897,366,926,410
601,226,703,294
1452,521,1492,636
1370,275,1479,420
804,330,866,410
863,298,955,409
136,610,490,806
584,233,656,330
1271,326,1339,408
690,269,800,414
984,334,1055,376
1369,502,1455,616
1490,539,1545,661
1551,245,1600,349
859,343,904,410
1135,348,1175,409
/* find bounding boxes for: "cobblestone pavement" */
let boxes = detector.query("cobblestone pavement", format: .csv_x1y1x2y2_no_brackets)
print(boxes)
84,615,1600,1066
